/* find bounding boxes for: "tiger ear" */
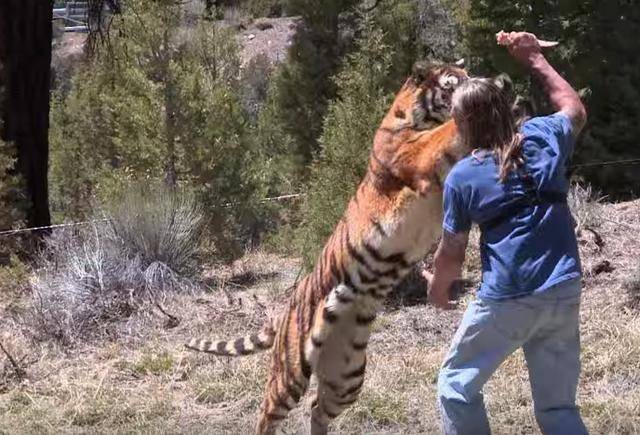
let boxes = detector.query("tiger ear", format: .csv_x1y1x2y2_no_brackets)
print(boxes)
454,58,465,68
412,61,439,83
412,61,430,83
492,73,513,94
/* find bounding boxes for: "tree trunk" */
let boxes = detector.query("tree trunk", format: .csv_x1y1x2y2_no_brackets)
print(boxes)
162,28,177,188
0,0,53,233
164,73,177,188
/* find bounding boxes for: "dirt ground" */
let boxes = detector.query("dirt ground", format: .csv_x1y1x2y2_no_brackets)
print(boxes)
1,201,640,434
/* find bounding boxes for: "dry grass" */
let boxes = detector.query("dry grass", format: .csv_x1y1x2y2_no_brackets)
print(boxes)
1,200,640,434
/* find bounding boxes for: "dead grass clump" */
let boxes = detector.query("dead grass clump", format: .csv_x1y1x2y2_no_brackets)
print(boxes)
624,265,640,309
568,182,604,231
191,357,266,408
132,350,175,376
28,185,204,345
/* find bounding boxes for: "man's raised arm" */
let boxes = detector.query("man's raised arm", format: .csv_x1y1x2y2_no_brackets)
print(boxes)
497,31,587,134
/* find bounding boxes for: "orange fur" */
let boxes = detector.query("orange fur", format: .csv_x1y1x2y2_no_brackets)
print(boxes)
187,64,470,435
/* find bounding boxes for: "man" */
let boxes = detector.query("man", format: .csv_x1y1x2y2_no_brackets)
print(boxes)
423,31,588,434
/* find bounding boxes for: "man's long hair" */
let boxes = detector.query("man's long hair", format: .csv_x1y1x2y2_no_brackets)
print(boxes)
451,78,523,182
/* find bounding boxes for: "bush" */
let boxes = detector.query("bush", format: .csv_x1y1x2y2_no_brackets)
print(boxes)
568,183,604,231
29,185,204,344
240,53,275,123
294,6,415,268
249,0,283,17
105,183,205,274
625,266,640,310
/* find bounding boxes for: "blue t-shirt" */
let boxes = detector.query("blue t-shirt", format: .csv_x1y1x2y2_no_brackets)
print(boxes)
443,113,581,300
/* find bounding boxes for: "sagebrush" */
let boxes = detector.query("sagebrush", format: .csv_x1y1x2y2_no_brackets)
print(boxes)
29,185,204,344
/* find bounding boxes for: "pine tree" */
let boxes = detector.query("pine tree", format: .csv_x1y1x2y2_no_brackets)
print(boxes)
461,0,640,196
49,0,259,259
295,3,416,268
259,0,360,182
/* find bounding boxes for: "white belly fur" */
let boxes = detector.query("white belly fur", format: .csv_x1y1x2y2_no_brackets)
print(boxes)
374,191,443,262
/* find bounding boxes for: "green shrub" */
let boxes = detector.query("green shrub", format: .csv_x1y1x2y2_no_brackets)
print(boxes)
294,7,415,268
49,1,263,261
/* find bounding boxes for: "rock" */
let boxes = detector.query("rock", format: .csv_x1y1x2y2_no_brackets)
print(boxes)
255,19,274,31
590,259,615,276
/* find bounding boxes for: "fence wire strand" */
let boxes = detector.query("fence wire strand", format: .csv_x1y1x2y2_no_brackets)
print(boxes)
0,193,304,237
4,155,640,237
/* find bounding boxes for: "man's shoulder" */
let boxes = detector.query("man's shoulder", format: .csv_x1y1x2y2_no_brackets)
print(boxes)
446,153,491,188
522,112,572,137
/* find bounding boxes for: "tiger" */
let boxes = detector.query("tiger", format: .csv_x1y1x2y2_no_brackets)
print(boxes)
186,62,521,435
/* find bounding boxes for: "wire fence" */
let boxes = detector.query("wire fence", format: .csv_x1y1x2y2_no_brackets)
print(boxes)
2,156,640,237
0,193,305,237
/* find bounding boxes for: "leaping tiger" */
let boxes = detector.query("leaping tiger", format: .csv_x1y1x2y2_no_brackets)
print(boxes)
186,62,521,435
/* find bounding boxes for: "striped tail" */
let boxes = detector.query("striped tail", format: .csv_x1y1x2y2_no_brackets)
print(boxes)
185,321,276,356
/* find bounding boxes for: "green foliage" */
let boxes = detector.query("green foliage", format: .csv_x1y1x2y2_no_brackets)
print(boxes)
0,118,27,261
248,0,283,17
49,65,163,219
461,0,640,197
49,0,262,260
295,9,411,268
416,0,466,62
257,0,359,182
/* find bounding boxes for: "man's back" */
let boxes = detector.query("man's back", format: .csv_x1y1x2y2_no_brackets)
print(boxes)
442,113,581,299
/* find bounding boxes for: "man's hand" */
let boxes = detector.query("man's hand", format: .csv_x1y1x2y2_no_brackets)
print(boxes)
497,30,586,134
423,231,468,310
422,269,457,310
496,31,557,65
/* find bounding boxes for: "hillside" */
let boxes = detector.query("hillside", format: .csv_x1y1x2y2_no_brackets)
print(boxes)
0,199,638,434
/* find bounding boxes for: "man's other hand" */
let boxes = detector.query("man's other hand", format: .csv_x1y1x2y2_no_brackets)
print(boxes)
496,31,558,65
423,269,458,310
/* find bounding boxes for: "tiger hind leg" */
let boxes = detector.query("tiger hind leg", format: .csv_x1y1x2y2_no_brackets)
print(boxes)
310,358,367,435
255,306,312,435
255,368,309,435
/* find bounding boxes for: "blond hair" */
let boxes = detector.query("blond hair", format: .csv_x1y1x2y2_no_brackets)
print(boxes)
451,78,523,182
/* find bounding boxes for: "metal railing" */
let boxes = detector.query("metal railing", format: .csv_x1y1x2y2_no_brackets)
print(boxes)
53,1,89,33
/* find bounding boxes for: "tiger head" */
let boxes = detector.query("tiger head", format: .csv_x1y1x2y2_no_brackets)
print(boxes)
410,60,469,129
372,62,534,196
379,61,469,133
382,61,533,133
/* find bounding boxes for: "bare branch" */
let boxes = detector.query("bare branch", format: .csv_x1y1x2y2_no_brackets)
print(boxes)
0,339,26,378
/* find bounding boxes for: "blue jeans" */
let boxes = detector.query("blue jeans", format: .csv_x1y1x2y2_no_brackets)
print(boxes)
437,279,588,435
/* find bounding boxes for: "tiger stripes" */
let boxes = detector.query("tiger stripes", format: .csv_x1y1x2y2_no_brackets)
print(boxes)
186,62,472,435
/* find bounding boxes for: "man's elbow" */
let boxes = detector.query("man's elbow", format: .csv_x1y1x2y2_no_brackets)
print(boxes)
574,102,587,131
562,101,587,134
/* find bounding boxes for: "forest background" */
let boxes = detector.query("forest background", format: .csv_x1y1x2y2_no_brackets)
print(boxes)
0,1,639,433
